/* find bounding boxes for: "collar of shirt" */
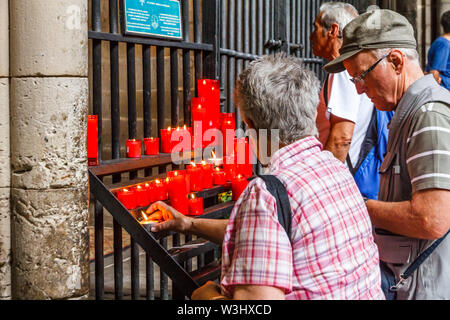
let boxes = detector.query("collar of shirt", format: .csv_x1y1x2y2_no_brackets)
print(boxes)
268,136,323,173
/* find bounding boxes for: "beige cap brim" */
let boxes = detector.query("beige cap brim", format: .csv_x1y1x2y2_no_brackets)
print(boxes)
323,49,363,73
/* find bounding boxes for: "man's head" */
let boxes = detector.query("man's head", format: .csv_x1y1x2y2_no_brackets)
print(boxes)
442,10,450,34
234,53,320,154
324,9,423,111
311,2,358,60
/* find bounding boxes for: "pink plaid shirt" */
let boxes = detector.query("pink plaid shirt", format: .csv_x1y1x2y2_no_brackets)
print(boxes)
220,136,384,300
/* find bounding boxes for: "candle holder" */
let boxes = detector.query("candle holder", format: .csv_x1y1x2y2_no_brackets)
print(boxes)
232,175,249,201
117,188,137,210
188,194,203,216
87,115,99,166
186,163,203,192
213,167,227,186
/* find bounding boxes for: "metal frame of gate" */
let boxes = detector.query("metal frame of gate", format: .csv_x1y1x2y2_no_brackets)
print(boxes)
89,0,372,300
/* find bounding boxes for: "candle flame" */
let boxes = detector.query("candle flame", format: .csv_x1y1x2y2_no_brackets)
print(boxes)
198,104,202,109
211,151,216,159
123,188,129,192
145,183,150,187
168,126,172,131
212,87,215,91
215,167,220,171
174,171,178,176
237,174,242,179
166,177,170,183
176,127,180,131
191,162,196,167
155,179,161,184
137,185,142,190
183,125,187,130
190,193,196,200
203,80,206,85
141,211,148,220
201,160,206,166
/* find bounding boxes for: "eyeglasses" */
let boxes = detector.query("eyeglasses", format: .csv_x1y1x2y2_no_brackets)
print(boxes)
350,54,389,85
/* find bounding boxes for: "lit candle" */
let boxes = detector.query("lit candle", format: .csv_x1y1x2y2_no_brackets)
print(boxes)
234,138,253,177
87,115,99,166
126,139,141,158
144,182,155,204
201,160,214,189
188,193,203,216
208,150,223,167
135,184,150,208
232,174,249,201
192,99,207,150
117,188,137,210
186,162,203,192
167,169,186,178
153,179,168,201
144,137,159,156
220,113,236,157
161,127,175,154
213,167,227,186
139,211,160,232
223,155,236,182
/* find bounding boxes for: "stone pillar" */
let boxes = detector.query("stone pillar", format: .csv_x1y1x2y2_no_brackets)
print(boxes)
9,0,89,299
0,0,11,300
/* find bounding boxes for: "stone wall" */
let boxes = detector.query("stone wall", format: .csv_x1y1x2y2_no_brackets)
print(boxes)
9,0,90,299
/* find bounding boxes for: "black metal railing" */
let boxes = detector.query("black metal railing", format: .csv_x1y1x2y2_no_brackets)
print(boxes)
88,0,372,300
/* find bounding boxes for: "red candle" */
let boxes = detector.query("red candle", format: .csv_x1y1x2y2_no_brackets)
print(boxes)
223,155,236,181
87,115,99,166
234,138,253,177
188,194,203,216
221,113,236,157
171,126,192,153
117,188,137,210
213,167,227,186
201,161,214,189
167,172,188,215
153,179,168,201
185,173,191,193
135,184,150,208
161,127,175,153
144,182,155,204
144,137,159,156
232,174,249,201
186,163,203,192
167,170,186,178
126,139,141,158
192,99,207,149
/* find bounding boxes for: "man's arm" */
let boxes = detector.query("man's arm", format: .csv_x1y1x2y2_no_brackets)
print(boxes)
324,115,355,163
191,282,285,300
147,201,228,245
366,189,450,240
428,70,442,85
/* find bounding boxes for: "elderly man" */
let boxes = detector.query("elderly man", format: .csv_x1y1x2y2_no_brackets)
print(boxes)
149,54,384,300
324,9,450,300
312,2,392,200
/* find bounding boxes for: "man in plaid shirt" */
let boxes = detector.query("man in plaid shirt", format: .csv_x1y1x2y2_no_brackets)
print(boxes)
149,54,384,300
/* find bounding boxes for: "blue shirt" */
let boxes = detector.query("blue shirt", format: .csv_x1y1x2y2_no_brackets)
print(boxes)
426,37,450,90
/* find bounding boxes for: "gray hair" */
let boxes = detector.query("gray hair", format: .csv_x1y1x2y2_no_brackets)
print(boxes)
319,2,359,38
235,53,320,145
372,48,421,66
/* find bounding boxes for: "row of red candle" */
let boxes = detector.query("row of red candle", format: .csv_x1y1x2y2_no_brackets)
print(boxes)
126,138,160,158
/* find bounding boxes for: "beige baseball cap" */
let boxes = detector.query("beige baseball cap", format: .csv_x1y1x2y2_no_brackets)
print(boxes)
323,9,417,73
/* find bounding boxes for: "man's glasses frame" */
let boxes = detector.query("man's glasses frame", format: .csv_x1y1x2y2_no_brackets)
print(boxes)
349,53,390,84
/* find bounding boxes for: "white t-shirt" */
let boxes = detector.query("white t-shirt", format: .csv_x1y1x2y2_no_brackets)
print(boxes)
326,70,374,168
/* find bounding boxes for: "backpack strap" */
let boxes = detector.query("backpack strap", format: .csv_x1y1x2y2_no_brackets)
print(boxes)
257,175,293,240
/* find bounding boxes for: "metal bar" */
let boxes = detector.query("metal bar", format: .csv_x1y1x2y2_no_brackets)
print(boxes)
157,46,166,140
127,43,137,180
264,0,270,55
220,48,259,60
194,0,202,95
92,0,101,32
202,0,220,79
143,45,152,139
251,0,257,55
131,238,140,300
235,0,243,131
89,171,200,297
182,0,191,126
113,219,123,300
171,48,180,127
220,0,228,113
160,237,169,300
257,0,263,55
92,0,102,162
88,31,213,51
244,0,250,67
94,195,104,299
110,1,120,166
146,253,154,300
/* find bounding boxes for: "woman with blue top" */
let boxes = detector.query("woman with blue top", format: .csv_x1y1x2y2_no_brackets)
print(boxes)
426,10,450,90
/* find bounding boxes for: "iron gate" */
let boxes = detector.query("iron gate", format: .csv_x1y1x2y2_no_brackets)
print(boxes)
89,0,373,300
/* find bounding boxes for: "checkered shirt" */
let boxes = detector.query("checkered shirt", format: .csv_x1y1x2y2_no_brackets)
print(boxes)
220,137,384,300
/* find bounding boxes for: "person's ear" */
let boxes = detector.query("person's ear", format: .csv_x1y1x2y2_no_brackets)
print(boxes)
388,50,405,74
242,116,255,130
329,23,340,38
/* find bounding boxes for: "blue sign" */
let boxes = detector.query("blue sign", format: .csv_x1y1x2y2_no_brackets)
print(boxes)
122,0,182,40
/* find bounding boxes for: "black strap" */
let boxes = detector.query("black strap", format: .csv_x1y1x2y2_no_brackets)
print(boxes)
257,175,292,240
402,230,450,280
323,73,330,107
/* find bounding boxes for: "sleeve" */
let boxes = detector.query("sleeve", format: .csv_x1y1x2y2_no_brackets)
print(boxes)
428,40,449,73
220,179,293,297
326,71,361,123
406,103,450,193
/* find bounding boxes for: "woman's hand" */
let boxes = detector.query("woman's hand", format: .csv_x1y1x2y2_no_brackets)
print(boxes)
146,201,193,233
